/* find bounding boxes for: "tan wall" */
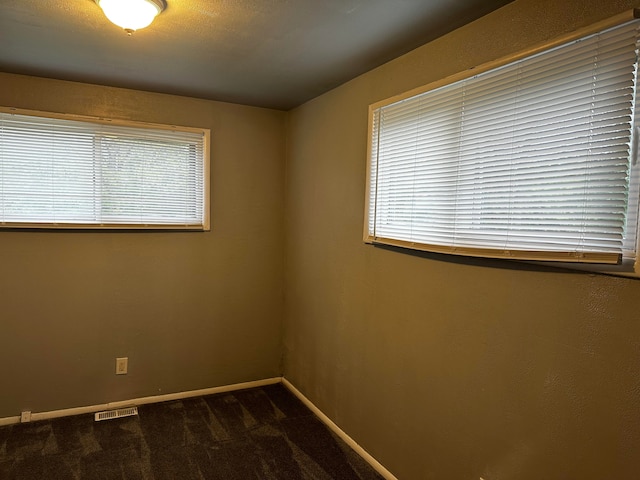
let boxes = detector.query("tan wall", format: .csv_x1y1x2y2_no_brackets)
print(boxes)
284,0,640,479
0,73,285,417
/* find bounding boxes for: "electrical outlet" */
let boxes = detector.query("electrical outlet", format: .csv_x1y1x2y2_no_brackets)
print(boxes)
21,410,31,423
116,357,128,375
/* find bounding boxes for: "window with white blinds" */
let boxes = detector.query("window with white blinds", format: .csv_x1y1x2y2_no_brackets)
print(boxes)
365,15,640,266
0,109,209,229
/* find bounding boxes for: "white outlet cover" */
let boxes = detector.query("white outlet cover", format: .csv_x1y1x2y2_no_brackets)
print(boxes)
116,357,128,375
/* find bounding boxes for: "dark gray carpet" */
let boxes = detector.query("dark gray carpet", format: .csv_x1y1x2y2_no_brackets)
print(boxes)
0,383,384,479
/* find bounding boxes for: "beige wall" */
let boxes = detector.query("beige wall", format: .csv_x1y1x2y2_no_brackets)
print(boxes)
0,73,285,417
284,1,640,479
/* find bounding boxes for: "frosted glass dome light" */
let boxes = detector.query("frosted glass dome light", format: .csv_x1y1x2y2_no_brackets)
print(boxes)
96,0,165,34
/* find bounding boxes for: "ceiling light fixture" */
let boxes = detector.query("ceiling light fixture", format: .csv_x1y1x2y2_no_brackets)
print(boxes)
95,0,166,35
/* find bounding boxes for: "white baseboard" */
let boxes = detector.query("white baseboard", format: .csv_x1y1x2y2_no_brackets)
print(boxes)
282,378,398,480
0,377,282,427
0,416,20,427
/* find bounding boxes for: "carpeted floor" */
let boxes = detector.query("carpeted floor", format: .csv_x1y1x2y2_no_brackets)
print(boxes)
0,383,384,479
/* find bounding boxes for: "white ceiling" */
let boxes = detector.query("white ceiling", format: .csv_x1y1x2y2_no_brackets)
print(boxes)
0,0,514,110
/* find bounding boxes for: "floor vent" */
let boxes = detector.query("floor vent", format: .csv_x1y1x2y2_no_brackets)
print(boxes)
94,406,138,422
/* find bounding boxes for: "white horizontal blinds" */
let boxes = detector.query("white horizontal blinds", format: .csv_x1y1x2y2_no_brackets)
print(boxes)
375,82,464,247
0,112,205,227
369,19,640,263
0,114,97,223
95,127,204,225
367,108,381,237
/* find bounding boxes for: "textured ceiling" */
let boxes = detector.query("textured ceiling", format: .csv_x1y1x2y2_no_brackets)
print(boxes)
0,0,514,110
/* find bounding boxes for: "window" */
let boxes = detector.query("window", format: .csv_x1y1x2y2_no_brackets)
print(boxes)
0,108,209,230
365,12,640,274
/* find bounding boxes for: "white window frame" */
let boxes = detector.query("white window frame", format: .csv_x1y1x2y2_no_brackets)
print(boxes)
0,107,210,230
364,10,640,278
